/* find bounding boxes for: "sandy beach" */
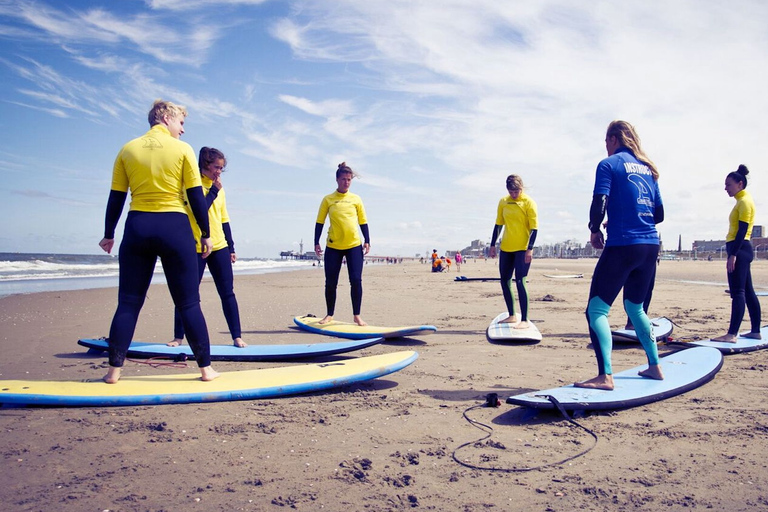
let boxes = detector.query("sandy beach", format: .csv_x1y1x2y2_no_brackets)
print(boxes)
1,257,767,511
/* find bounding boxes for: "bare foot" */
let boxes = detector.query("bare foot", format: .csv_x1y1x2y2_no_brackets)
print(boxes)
166,338,183,347
514,321,530,330
103,366,121,384
712,333,738,343
353,315,368,327
499,315,518,324
318,315,334,325
638,364,664,380
233,337,248,348
200,366,220,381
574,374,614,390
743,332,762,340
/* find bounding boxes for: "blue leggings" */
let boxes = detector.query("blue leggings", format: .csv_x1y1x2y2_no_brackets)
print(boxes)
726,240,761,335
499,250,531,321
586,244,659,375
174,247,241,340
109,211,210,368
324,245,364,316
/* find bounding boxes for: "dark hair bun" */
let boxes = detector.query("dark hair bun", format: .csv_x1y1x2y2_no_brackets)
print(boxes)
338,162,347,170
737,164,749,176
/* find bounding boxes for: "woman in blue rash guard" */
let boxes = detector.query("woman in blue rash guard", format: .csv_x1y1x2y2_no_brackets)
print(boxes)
98,99,218,384
488,174,538,329
712,165,761,342
575,120,665,391
314,162,370,326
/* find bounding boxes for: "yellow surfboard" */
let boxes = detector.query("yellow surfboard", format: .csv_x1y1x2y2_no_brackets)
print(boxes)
294,315,436,340
0,351,418,407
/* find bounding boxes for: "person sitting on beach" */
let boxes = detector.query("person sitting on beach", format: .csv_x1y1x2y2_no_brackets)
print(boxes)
432,256,444,273
98,99,218,384
314,162,370,327
168,147,247,349
712,165,762,342
575,120,664,390
488,174,538,329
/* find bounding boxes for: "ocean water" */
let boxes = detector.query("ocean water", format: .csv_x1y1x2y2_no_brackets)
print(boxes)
0,253,316,298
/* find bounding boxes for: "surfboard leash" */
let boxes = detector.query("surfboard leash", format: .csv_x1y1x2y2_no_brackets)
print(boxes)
126,356,189,368
451,395,598,472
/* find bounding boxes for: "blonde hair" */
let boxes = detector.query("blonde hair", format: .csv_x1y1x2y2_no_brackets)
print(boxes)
606,120,658,180
147,99,188,127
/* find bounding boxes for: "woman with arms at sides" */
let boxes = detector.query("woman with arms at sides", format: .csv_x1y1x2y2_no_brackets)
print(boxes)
168,147,247,349
712,165,761,342
575,120,664,390
488,174,538,329
99,99,218,383
314,162,370,326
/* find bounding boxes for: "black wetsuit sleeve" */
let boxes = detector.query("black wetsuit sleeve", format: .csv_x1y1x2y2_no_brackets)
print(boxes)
490,225,502,247
186,186,210,238
728,221,749,256
223,222,235,253
654,204,664,225
314,223,324,246
206,186,220,209
527,229,538,250
104,190,127,239
360,224,370,245
588,194,607,233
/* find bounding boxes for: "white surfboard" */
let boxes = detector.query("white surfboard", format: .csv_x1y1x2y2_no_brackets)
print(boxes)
670,325,768,354
487,312,542,342
612,317,674,343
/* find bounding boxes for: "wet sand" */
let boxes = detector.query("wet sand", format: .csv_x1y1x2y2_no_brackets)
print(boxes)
1,258,767,511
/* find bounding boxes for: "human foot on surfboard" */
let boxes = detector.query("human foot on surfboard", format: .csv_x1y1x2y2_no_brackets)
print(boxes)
104,365,220,384
711,333,739,343
499,315,518,324
318,315,368,327
574,365,664,390
167,338,248,348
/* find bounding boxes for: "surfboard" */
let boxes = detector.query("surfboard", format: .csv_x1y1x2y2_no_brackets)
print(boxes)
454,276,501,282
543,273,583,279
611,317,674,343
77,336,385,362
506,346,722,411
669,325,768,354
293,315,437,340
487,312,542,342
0,351,419,407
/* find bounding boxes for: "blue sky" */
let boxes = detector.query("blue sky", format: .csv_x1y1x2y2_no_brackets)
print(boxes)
1,0,766,258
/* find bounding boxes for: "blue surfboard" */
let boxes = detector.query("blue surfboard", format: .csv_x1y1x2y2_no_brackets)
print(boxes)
506,346,723,411
78,337,384,361
0,351,418,407
670,325,768,354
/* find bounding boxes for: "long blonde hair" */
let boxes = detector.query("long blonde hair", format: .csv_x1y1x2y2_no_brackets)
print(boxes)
606,120,658,180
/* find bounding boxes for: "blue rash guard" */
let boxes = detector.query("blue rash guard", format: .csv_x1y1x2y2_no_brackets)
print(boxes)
594,147,662,248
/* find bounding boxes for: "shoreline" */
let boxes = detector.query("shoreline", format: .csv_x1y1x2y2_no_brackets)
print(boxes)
1,258,767,510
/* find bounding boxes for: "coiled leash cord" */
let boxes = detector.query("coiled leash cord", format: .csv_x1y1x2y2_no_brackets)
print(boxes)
451,394,598,472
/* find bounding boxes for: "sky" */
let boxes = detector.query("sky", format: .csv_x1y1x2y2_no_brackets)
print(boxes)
1,0,766,259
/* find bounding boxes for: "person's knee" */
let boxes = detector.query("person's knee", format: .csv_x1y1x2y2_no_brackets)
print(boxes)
586,296,611,326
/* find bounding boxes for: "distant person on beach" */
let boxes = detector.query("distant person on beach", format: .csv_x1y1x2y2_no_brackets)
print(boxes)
488,174,538,329
455,252,462,272
98,99,218,384
167,147,246,349
432,256,444,273
575,120,664,390
314,162,370,326
712,165,762,342
445,255,452,272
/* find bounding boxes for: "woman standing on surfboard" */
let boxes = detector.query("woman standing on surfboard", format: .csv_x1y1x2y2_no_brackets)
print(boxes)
488,174,538,329
314,162,370,326
712,165,762,342
98,100,218,384
167,147,247,349
576,120,664,390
